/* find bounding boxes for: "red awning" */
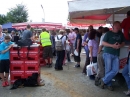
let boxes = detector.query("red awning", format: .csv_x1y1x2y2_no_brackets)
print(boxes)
73,14,111,20
67,22,105,27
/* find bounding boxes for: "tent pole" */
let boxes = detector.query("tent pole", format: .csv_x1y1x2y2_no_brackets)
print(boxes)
112,9,115,23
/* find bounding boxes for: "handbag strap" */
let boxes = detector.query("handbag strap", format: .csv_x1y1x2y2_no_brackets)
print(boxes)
17,45,30,59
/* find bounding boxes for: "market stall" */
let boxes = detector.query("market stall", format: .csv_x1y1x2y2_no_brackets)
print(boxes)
12,22,63,30
68,0,130,71
68,0,130,24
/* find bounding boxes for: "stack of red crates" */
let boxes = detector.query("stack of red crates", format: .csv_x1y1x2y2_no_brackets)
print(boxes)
10,45,40,84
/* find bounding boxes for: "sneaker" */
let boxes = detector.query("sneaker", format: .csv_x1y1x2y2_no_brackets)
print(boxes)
5,81,9,86
95,77,100,86
2,82,6,87
74,64,80,68
107,86,114,91
100,79,105,89
124,91,130,96
38,82,45,86
89,75,95,80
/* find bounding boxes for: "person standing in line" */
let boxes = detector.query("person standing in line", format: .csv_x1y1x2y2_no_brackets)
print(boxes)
55,30,67,70
88,30,99,80
101,21,125,91
68,29,76,56
0,36,13,87
74,28,82,68
95,27,109,86
97,26,104,39
40,28,53,67
0,25,6,80
82,25,94,74
62,30,69,65
121,10,130,44
122,51,130,96
50,31,56,56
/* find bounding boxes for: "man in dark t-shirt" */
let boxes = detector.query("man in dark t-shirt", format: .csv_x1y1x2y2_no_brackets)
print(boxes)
22,25,33,40
74,28,82,68
101,21,125,91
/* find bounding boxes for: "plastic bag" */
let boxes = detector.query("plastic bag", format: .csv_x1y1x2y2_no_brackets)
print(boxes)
86,62,98,76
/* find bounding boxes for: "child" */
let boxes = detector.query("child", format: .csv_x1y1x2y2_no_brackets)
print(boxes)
0,36,13,87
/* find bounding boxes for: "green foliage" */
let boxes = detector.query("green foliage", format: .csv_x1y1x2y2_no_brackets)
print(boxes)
0,14,8,25
7,4,28,23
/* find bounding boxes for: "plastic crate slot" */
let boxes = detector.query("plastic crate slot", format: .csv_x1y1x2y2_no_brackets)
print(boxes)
28,67,35,70
27,57,36,60
12,47,19,50
14,76,22,79
13,67,21,70
12,57,21,60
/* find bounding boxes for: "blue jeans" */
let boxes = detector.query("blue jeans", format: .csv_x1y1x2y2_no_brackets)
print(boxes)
122,64,130,89
102,53,119,86
55,50,65,70
84,46,89,58
66,51,71,62
129,58,130,76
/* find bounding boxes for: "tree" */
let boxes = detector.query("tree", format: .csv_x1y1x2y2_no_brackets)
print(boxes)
0,14,8,25
7,4,28,23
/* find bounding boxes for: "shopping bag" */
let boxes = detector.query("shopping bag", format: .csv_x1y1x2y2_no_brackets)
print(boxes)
86,62,98,76
66,43,70,51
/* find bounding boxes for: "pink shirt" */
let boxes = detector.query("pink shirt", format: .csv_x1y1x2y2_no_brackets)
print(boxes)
68,32,76,44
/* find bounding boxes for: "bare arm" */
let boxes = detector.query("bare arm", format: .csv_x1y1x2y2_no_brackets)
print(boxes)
89,46,93,62
102,41,113,48
76,39,80,51
2,44,13,54
89,46,93,57
98,45,103,54
102,41,124,49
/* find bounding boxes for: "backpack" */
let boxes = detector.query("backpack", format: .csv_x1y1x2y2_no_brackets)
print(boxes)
17,39,33,58
55,35,64,51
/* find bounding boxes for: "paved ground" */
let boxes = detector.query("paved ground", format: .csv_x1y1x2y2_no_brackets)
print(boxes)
0,53,128,97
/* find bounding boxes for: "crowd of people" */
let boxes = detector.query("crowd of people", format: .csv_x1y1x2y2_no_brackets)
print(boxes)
35,10,130,96
0,10,130,96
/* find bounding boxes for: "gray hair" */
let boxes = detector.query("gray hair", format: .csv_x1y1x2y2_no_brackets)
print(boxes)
59,30,65,35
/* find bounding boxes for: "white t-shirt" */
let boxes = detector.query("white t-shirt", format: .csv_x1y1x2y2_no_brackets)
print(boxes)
55,35,67,50
99,33,106,50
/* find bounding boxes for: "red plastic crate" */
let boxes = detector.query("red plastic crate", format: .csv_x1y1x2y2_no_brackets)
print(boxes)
25,55,40,61
10,60,24,64
40,46,43,51
24,70,40,78
24,63,40,71
10,54,25,61
40,54,43,58
24,47,40,54
25,60,40,65
10,47,24,54
40,59,46,66
10,64,24,71
10,71,25,84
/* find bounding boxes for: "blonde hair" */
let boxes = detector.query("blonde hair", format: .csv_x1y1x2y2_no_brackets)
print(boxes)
59,30,65,35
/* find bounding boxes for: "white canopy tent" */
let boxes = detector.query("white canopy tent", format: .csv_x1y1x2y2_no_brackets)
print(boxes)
68,0,130,24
